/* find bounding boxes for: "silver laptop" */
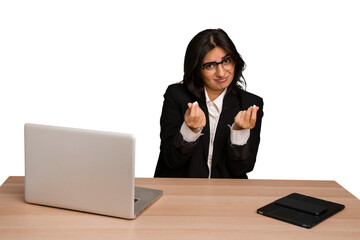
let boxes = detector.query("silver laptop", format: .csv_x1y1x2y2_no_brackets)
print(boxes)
24,123,163,219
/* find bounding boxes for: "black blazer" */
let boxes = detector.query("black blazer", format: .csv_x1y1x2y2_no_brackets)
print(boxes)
154,83,263,178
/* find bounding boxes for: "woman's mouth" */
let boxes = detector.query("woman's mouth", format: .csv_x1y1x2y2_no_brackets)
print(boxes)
216,77,228,83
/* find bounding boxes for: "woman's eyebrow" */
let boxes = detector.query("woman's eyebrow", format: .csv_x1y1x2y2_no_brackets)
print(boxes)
222,54,231,59
203,54,232,65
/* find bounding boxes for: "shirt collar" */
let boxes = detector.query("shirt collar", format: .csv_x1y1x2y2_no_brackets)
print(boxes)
204,87,227,113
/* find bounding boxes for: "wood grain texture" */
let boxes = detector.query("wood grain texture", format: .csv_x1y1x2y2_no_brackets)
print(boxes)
0,177,359,240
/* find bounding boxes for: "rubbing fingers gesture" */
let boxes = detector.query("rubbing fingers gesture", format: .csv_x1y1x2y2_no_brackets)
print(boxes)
233,105,259,130
184,101,206,133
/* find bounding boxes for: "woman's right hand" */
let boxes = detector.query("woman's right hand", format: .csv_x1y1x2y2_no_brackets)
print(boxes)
184,101,206,133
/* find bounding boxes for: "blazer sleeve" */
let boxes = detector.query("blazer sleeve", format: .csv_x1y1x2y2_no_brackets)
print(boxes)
157,85,200,170
226,97,264,177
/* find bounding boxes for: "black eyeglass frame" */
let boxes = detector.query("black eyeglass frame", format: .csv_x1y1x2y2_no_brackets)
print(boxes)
200,56,234,70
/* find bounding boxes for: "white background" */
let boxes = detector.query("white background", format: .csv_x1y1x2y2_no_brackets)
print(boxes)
1,0,359,198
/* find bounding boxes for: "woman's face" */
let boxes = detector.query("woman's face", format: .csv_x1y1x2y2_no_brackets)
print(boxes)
200,46,235,101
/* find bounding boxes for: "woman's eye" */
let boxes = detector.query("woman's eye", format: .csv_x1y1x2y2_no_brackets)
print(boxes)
223,58,232,64
205,64,215,70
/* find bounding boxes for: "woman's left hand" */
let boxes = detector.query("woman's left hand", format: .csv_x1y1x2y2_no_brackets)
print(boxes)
233,105,259,130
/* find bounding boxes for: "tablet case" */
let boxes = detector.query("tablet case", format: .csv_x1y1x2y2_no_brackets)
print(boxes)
257,193,345,228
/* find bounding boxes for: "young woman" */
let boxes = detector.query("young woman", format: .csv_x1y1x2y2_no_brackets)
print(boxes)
154,29,264,178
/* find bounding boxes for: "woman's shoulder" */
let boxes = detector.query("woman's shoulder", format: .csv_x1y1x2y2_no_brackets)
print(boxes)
240,89,262,101
233,88,263,107
166,82,188,93
164,82,194,99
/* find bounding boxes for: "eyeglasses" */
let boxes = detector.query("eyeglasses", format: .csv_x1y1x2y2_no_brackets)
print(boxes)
200,56,234,71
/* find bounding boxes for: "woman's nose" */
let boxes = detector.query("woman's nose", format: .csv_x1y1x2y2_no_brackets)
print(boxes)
215,64,226,77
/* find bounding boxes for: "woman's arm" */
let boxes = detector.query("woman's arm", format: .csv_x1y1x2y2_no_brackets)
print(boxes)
226,98,264,177
159,85,202,170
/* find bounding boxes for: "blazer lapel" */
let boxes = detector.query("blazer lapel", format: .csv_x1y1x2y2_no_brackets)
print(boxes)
199,100,210,163
211,92,240,168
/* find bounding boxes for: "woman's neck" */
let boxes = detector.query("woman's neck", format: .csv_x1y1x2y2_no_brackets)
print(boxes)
205,87,225,102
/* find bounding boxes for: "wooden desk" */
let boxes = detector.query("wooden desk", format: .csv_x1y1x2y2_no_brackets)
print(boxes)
0,177,359,239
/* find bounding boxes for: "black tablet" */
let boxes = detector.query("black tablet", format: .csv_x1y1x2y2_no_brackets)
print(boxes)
257,193,345,228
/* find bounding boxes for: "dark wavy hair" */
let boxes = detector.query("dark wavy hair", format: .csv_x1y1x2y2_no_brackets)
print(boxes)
183,28,246,100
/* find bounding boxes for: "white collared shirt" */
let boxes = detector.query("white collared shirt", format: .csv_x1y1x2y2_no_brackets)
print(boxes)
180,88,250,178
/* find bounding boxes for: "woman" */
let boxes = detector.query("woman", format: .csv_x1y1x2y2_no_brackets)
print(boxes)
154,28,263,178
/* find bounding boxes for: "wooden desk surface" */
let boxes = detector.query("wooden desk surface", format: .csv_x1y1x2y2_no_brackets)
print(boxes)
0,177,359,240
